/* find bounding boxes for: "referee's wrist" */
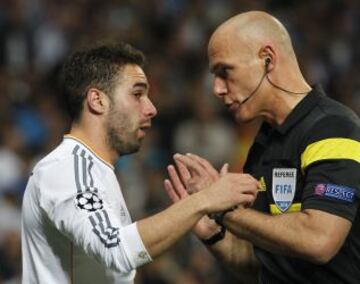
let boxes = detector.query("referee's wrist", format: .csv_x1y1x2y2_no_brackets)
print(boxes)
209,206,237,226
200,224,226,246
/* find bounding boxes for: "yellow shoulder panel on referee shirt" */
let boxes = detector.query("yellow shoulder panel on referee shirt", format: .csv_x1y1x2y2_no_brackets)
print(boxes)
301,138,360,171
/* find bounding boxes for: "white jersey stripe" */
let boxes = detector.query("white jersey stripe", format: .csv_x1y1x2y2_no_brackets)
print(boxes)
80,150,89,191
72,145,97,193
89,211,121,248
72,145,83,193
74,147,123,248
87,155,95,190
102,210,112,227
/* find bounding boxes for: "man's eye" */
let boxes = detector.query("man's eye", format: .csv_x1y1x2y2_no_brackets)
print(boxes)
218,68,228,79
134,92,142,98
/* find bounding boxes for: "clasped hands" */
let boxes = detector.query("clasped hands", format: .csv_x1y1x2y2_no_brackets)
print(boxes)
164,153,259,240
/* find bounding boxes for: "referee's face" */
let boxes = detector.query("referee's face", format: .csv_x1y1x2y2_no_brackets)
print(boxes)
208,32,266,123
105,64,157,156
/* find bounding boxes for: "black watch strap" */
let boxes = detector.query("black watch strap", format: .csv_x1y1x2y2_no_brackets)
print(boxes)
208,207,236,226
201,225,226,246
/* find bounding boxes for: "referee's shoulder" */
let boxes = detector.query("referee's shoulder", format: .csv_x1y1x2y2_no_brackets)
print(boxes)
302,99,360,147
317,95,360,126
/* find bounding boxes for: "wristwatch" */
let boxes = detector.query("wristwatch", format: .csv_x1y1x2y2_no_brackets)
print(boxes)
201,207,237,245
201,224,226,246
209,206,236,226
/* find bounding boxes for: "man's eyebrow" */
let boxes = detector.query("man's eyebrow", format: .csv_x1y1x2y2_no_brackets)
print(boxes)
210,63,220,74
132,82,149,89
210,63,232,74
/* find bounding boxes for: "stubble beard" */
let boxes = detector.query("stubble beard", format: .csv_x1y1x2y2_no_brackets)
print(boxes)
106,108,141,157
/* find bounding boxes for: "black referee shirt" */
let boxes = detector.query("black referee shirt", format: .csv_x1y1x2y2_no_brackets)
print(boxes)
244,85,360,283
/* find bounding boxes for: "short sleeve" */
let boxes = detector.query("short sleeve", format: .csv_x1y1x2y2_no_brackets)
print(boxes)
300,116,360,222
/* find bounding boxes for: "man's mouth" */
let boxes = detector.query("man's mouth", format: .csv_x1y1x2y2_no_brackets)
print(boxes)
139,123,151,130
226,102,240,113
138,123,151,137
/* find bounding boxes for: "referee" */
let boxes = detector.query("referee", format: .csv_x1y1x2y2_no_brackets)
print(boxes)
166,11,360,283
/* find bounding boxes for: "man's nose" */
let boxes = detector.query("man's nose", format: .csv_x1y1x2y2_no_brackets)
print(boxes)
144,97,157,118
213,77,228,98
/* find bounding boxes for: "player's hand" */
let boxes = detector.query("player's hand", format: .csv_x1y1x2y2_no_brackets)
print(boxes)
172,153,228,194
198,173,259,213
164,173,220,239
164,163,258,238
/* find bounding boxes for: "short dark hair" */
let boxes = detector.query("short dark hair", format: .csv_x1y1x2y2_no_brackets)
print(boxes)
60,42,146,121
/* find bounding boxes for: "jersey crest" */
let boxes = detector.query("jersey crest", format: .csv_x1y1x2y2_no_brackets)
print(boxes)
75,192,104,212
272,168,296,212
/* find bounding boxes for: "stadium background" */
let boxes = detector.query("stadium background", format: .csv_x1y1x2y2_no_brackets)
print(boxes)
1,0,360,283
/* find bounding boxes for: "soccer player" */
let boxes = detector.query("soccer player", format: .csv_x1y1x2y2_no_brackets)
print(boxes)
21,42,259,283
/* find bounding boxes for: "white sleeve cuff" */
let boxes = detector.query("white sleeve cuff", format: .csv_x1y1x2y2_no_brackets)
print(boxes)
120,222,152,268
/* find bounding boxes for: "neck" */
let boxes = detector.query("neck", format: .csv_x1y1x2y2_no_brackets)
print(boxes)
69,123,117,165
262,65,311,125
262,85,310,126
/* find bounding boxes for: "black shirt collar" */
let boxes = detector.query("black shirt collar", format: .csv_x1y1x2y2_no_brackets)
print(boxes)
254,84,325,146
273,84,325,135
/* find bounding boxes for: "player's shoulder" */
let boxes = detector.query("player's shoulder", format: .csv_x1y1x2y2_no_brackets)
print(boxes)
33,136,113,188
31,138,107,205
33,139,76,177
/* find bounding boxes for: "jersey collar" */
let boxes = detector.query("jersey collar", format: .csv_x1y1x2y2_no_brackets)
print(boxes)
273,84,324,135
63,134,114,170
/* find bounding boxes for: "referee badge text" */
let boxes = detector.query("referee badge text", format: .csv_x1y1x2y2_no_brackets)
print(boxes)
272,168,297,212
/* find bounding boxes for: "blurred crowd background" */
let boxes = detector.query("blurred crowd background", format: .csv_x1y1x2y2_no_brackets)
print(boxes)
1,0,360,283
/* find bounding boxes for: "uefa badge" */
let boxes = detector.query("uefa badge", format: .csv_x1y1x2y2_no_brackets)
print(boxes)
272,168,297,212
75,192,103,212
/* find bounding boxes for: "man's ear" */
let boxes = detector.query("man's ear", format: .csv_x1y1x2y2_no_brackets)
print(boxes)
85,88,109,115
259,45,276,72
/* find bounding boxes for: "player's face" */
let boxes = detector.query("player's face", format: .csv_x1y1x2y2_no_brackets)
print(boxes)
105,64,157,156
208,34,266,123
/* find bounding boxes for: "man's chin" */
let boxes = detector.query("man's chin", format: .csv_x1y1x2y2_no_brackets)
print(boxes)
234,112,254,124
117,142,141,156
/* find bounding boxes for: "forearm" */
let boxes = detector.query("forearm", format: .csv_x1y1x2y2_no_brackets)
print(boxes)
224,208,347,263
137,193,206,258
141,170,258,258
191,214,258,276
206,231,258,272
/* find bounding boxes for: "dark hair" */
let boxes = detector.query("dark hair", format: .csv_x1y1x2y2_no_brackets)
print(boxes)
59,42,146,121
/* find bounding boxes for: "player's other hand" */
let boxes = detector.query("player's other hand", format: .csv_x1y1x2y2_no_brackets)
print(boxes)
163,167,221,240
164,153,258,213
164,170,258,238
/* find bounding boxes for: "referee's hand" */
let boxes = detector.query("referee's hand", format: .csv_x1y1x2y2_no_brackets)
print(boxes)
169,153,228,194
165,153,258,213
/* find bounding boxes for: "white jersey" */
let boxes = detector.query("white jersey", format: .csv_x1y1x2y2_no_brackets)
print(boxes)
22,136,152,284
